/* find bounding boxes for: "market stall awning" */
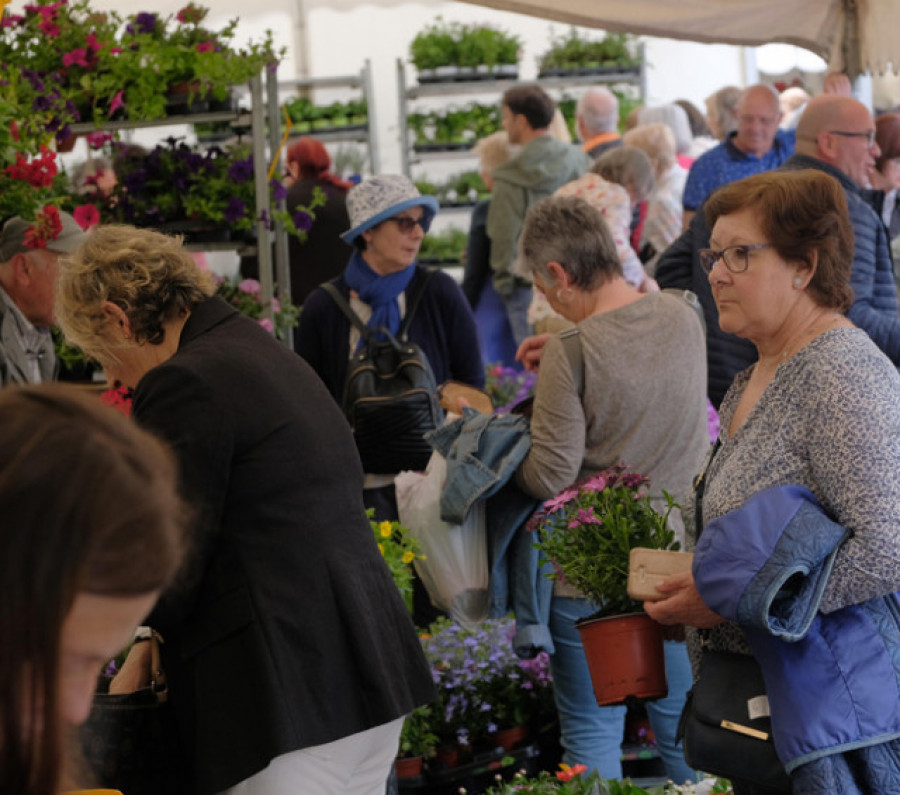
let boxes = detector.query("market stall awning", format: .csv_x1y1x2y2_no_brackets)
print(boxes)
456,0,899,77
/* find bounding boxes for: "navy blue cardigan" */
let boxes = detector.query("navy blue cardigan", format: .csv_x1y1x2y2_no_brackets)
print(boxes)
296,265,485,406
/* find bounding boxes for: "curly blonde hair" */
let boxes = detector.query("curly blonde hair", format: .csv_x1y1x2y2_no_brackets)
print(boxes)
56,225,216,365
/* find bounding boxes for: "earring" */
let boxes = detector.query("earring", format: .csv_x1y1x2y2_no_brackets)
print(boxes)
555,287,574,304
793,277,804,288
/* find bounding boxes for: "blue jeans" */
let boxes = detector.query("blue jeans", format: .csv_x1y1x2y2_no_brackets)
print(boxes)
501,284,534,348
548,596,697,784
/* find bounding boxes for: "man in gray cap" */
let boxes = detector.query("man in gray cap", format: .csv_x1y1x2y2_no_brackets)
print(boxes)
0,209,88,385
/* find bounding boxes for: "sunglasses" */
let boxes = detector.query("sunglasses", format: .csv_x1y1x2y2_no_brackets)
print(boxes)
387,216,427,233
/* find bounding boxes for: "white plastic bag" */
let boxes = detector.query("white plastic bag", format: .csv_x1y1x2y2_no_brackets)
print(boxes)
395,449,489,629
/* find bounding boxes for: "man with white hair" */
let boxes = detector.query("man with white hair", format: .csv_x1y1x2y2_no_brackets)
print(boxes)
576,87,622,159
0,209,87,385
682,83,795,228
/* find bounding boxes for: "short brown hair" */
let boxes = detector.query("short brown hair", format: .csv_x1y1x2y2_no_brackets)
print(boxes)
56,225,216,366
705,169,854,312
502,85,555,131
875,113,900,173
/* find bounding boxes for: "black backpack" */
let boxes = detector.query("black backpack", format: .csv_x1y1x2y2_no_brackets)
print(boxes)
322,275,443,474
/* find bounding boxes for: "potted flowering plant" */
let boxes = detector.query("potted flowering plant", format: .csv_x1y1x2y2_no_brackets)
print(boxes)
421,617,554,757
396,705,438,778
530,465,678,706
486,768,732,794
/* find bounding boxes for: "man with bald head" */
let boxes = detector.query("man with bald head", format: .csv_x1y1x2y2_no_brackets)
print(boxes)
657,93,900,406
682,84,795,228
576,87,622,159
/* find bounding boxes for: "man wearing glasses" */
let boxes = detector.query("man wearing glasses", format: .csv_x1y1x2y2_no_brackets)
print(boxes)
682,84,795,230
658,94,898,408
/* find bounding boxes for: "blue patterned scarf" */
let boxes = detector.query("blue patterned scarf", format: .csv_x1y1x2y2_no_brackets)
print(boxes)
343,251,416,343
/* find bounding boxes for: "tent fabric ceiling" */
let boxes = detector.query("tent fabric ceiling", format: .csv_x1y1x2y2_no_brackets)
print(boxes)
457,0,898,77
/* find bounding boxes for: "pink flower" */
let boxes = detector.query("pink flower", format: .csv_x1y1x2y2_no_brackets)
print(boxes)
38,19,60,36
195,41,213,53
109,90,124,116
580,473,607,493
73,204,100,230
110,46,123,55
238,278,261,295
85,32,103,52
258,318,274,333
567,507,602,529
62,48,88,67
272,297,281,312
543,487,579,513
86,131,113,149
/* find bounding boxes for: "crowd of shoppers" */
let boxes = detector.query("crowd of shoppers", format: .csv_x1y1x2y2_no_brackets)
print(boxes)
8,68,900,795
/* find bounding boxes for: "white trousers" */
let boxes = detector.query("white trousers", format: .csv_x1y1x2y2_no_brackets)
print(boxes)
219,717,404,795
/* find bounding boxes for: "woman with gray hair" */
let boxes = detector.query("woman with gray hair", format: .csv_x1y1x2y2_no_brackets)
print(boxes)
515,195,709,784
637,104,695,168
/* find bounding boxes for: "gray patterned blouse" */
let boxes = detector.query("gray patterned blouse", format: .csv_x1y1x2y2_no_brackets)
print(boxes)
687,328,900,662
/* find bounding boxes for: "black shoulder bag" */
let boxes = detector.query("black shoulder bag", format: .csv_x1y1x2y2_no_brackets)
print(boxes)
323,273,442,474
677,441,792,791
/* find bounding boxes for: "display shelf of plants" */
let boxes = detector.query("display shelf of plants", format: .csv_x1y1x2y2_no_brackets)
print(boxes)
277,60,380,172
398,24,644,192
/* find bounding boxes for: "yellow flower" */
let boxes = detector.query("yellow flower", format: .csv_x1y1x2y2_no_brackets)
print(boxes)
379,521,393,538
402,550,415,564
378,543,385,556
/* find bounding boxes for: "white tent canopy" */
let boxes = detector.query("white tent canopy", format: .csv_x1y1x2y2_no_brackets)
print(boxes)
457,0,898,78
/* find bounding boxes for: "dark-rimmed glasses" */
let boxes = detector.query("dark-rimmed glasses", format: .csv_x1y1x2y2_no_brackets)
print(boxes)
698,244,773,274
387,216,427,233
829,129,877,146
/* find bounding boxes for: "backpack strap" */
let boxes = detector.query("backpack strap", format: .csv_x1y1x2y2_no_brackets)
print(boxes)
321,282,372,341
322,269,435,343
558,327,584,401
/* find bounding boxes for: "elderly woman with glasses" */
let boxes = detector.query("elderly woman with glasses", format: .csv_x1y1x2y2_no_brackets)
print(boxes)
646,169,900,795
297,174,483,622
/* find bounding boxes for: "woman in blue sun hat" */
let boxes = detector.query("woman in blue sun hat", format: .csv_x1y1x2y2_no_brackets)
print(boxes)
297,175,484,618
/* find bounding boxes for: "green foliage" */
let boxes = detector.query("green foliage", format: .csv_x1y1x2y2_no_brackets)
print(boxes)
216,276,299,341
283,97,368,132
418,228,467,263
538,27,638,72
531,466,678,617
409,18,520,70
399,705,439,759
484,769,732,794
407,103,502,146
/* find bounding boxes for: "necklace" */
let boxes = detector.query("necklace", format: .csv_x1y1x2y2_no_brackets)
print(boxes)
756,313,845,372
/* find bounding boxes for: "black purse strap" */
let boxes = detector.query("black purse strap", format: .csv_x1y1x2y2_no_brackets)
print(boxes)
693,437,722,541
322,269,434,344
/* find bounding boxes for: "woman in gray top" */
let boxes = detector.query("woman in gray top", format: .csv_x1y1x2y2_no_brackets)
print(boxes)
515,195,710,783
645,169,900,794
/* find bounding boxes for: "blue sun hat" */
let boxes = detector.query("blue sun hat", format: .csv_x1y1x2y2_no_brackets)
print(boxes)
341,174,439,245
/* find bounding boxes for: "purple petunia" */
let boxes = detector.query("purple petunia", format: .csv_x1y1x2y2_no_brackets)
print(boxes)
224,197,247,224
292,210,313,232
227,157,253,183
269,178,287,202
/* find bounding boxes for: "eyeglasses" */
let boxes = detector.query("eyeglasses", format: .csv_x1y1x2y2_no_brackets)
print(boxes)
829,129,877,146
698,243,773,274
387,216,427,233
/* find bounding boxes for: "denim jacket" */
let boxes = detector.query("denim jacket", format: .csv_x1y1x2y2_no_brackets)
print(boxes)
694,484,900,775
427,410,552,656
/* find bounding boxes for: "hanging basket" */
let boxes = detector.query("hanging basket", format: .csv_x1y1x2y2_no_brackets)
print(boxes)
576,611,667,706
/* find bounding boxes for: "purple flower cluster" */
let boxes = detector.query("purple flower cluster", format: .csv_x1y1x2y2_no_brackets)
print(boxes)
484,364,537,413
421,617,554,749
